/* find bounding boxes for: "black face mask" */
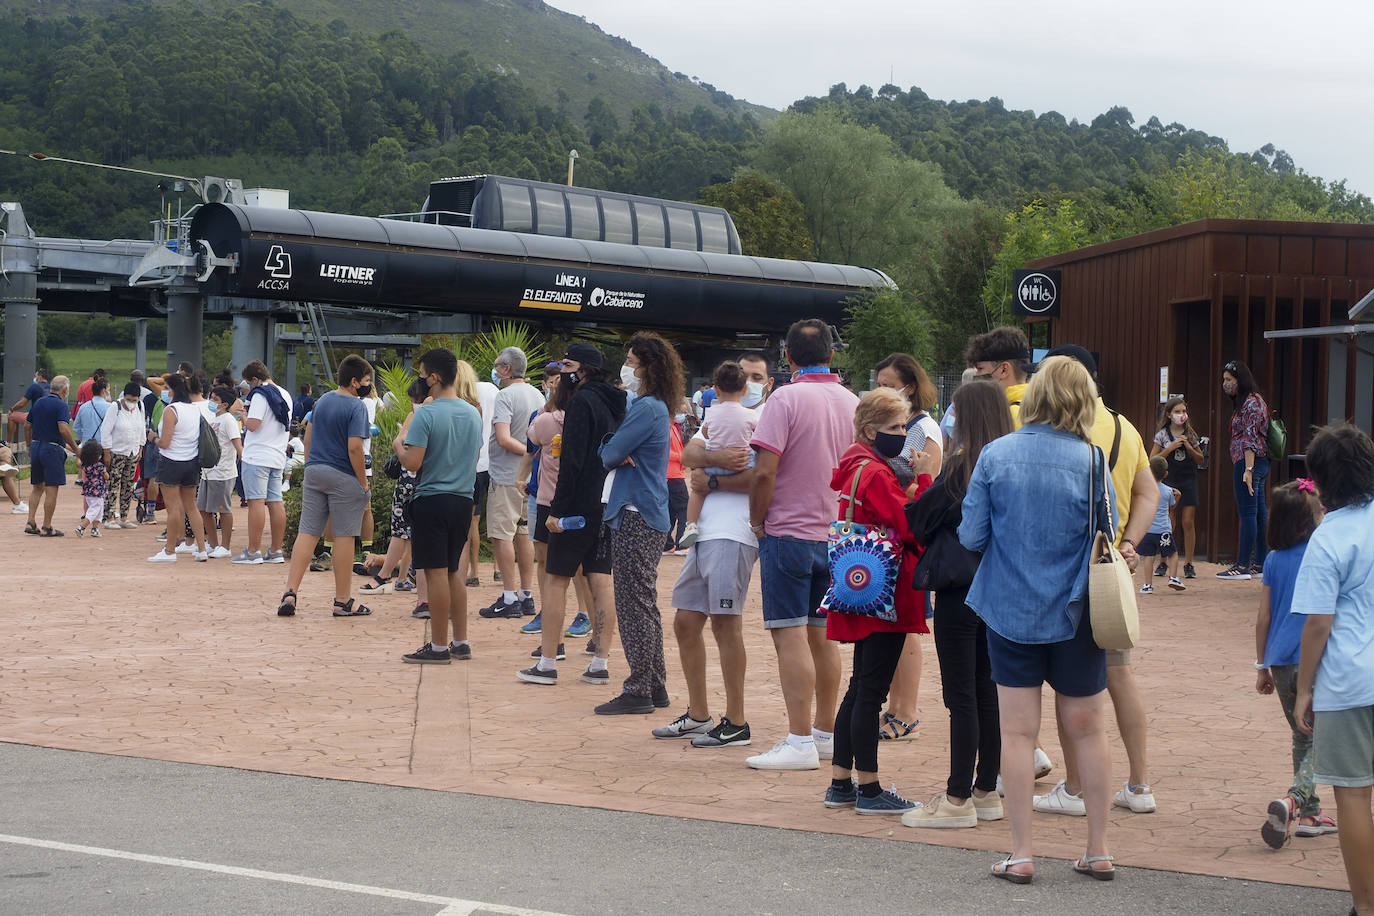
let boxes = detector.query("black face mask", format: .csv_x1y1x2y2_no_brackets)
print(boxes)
560,370,581,388
873,431,906,459
357,384,372,398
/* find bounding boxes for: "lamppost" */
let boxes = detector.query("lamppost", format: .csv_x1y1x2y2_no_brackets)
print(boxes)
567,149,579,186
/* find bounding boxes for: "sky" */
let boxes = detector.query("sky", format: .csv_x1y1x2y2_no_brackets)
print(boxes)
547,0,1374,198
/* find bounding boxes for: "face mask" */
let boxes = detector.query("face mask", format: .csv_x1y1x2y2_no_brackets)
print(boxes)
560,370,580,389
126,398,139,408
873,430,906,459
357,384,372,398
741,380,765,408
491,368,502,385
160,390,171,404
1173,412,1188,425
620,364,640,392
674,413,686,423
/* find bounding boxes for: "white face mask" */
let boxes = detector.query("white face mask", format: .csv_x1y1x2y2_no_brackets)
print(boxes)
741,380,765,408
620,364,640,393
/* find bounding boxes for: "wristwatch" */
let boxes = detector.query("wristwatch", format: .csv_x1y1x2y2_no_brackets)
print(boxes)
1254,660,1269,670
708,475,719,491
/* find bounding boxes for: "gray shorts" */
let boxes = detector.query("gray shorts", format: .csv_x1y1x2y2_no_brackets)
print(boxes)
1314,705,1374,788
670,537,759,616
197,477,236,514
298,464,369,538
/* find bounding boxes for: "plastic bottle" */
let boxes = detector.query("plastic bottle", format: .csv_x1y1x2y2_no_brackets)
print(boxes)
558,516,586,530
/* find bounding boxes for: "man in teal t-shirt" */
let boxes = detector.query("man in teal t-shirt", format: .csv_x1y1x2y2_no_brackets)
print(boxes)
394,347,482,664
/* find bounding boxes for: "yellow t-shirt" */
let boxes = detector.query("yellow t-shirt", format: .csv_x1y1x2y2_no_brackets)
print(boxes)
1005,382,1028,430
1088,397,1151,544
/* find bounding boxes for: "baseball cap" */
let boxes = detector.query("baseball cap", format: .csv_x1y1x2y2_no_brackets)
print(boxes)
1042,344,1098,378
563,342,604,369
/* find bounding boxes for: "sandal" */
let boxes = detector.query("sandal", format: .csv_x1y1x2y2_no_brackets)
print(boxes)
360,574,395,594
277,590,297,618
1296,812,1338,837
24,521,39,535
39,526,64,537
332,597,372,617
1073,855,1115,880
879,711,920,740
352,554,382,576
990,856,1033,884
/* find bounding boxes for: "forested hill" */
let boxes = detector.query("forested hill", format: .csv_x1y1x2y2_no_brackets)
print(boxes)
0,0,770,126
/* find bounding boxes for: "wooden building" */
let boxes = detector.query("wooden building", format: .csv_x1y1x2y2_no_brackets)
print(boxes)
1027,219,1374,563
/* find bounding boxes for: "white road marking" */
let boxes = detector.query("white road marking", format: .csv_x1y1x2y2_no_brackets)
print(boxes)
0,833,573,916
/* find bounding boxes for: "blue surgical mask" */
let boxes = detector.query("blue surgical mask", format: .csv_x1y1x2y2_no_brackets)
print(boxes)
491,368,501,385
160,390,171,404
741,381,765,408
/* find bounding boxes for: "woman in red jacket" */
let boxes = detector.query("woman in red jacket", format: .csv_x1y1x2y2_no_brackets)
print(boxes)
823,387,932,815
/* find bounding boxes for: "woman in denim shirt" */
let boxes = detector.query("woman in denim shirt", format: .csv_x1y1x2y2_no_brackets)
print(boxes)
594,332,684,716
958,356,1118,884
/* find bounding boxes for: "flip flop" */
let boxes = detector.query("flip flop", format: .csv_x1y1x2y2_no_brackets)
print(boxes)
332,597,372,617
991,856,1033,884
1073,855,1115,880
39,527,65,537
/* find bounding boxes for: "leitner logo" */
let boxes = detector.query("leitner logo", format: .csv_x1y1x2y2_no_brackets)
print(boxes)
319,263,377,285
265,245,293,279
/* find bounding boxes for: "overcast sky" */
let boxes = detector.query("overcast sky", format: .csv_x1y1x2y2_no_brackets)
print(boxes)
549,0,1374,199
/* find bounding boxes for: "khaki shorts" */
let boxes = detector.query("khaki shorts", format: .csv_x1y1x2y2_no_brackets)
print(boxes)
1314,706,1374,788
486,481,529,541
671,538,758,616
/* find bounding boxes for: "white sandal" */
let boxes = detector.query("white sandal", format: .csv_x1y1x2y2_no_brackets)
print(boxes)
991,856,1033,884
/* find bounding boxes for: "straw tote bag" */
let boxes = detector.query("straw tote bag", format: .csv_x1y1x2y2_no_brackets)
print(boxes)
1086,445,1140,650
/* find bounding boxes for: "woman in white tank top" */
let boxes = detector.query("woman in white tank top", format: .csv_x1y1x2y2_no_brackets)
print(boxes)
149,373,208,563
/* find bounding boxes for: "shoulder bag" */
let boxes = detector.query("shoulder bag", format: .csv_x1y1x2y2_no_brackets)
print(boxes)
820,460,901,623
197,412,223,470
1086,444,1140,650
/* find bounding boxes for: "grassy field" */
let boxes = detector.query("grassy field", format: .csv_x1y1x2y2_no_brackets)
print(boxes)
47,347,143,385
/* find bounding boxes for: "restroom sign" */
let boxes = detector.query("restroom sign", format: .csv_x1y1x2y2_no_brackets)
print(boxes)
1012,269,1061,317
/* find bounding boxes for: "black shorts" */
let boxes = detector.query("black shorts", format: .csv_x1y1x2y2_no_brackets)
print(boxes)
1172,475,1199,508
157,456,201,488
473,471,490,517
1138,531,1176,558
545,508,611,578
30,441,67,487
532,503,551,544
987,611,1107,697
408,493,474,572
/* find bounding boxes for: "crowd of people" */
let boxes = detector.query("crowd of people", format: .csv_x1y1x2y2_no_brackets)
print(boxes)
5,319,1372,910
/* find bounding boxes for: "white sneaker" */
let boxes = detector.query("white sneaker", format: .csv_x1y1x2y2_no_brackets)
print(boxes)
1034,747,1054,779
1033,780,1086,816
174,542,195,554
147,551,177,563
120,520,138,529
1113,781,1157,813
208,545,233,559
814,734,834,761
193,550,209,562
11,501,28,514
746,739,819,770
102,520,121,530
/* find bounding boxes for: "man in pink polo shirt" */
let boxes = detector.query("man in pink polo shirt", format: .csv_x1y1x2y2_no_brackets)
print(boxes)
746,319,859,770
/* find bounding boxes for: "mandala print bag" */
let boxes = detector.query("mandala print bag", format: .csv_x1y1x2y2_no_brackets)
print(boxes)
821,460,901,622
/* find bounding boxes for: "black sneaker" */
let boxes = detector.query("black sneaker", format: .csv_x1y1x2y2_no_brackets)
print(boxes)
403,643,451,664
530,643,567,660
478,596,524,619
516,664,557,685
520,595,537,616
1153,562,1167,578
448,642,472,661
585,640,599,656
652,685,670,708
1184,563,1197,579
595,692,655,715
1216,565,1252,580
412,603,431,619
580,666,609,685
691,717,752,748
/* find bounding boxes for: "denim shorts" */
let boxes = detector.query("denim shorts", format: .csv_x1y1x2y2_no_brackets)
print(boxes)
758,535,828,630
987,611,1107,697
241,461,283,502
29,441,67,487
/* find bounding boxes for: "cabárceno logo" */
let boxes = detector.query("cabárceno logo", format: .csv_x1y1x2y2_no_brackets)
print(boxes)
588,287,645,310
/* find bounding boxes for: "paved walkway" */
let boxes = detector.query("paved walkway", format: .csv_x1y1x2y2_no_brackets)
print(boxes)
0,491,1351,892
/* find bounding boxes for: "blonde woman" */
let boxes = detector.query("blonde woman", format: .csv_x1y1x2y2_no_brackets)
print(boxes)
957,355,1117,885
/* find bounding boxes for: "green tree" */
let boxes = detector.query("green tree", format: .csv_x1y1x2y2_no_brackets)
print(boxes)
699,170,813,259
981,198,1095,328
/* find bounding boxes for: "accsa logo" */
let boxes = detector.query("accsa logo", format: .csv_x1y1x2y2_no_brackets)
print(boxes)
265,245,293,279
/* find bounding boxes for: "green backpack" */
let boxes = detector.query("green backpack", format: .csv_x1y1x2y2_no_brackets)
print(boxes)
1267,417,1287,466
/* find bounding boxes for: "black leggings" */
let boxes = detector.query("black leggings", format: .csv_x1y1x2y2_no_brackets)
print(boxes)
665,477,688,549
832,630,906,776
933,587,1000,798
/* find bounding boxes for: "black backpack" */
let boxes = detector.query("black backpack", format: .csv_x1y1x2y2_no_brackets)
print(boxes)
198,415,222,469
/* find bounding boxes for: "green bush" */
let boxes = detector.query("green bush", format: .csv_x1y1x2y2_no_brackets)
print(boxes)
282,461,396,558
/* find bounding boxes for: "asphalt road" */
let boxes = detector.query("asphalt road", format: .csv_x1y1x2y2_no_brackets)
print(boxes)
0,743,1353,915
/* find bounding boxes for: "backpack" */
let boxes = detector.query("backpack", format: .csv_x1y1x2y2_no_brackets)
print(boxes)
1267,417,1288,466
198,414,222,469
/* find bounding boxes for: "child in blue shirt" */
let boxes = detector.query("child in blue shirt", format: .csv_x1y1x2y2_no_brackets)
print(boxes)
1137,456,1182,593
1254,479,1327,848
1292,424,1374,916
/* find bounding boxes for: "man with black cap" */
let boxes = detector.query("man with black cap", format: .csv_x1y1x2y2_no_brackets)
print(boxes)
1031,342,1163,820
516,342,626,687
964,327,1033,427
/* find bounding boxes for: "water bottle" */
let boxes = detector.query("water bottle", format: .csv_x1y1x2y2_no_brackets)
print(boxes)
558,516,586,530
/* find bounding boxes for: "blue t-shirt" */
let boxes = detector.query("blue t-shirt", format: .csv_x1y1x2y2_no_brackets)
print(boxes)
305,391,368,477
406,396,482,499
24,380,49,405
1261,543,1309,667
1149,481,1176,534
27,393,70,444
700,388,716,409
1292,499,1374,711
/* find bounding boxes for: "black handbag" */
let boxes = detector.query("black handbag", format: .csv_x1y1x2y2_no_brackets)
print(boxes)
910,525,980,592
382,454,403,480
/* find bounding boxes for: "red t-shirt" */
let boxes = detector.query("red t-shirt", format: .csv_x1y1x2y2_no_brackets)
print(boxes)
666,422,685,480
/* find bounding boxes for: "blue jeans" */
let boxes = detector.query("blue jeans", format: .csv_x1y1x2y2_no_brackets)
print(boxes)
758,535,829,629
1233,456,1269,568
